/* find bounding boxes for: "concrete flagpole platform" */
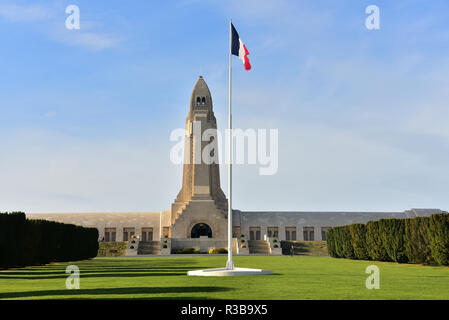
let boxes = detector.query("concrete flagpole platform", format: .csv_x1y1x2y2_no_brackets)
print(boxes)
187,267,273,277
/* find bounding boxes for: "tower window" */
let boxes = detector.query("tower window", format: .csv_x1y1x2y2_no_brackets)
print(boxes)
196,97,201,105
201,97,206,105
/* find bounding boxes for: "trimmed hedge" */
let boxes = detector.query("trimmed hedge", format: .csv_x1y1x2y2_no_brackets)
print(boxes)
326,212,449,265
208,248,228,254
365,220,388,261
340,226,355,259
326,228,337,258
280,240,328,256
97,242,127,257
349,223,369,260
174,248,200,254
379,219,408,263
0,212,99,269
333,227,347,258
405,217,433,264
428,214,449,265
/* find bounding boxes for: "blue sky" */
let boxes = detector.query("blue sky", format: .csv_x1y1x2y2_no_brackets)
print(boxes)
1,0,449,213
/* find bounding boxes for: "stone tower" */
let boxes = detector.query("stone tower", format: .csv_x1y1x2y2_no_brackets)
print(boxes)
170,76,228,239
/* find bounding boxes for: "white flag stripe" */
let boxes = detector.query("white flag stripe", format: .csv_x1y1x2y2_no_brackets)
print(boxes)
238,38,246,64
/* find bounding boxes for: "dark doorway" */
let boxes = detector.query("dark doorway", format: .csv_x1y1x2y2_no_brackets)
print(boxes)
191,223,212,238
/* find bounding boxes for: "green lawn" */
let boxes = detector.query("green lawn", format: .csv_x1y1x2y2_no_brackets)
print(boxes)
0,256,448,300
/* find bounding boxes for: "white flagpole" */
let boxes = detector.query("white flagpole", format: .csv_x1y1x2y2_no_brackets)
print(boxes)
187,21,273,278
226,18,234,270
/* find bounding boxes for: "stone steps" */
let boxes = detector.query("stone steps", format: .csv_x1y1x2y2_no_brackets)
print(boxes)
248,240,270,254
137,241,161,255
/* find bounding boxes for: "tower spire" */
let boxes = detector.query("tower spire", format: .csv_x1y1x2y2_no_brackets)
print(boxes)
170,76,228,239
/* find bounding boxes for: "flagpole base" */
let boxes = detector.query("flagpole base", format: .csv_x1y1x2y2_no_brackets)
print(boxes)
226,260,234,270
187,267,273,277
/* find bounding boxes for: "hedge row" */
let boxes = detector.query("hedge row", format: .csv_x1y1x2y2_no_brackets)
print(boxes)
174,248,200,254
0,212,99,269
326,213,449,265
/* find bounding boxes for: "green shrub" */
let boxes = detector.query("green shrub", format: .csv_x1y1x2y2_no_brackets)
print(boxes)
428,213,449,265
331,226,354,259
0,212,27,267
349,223,369,260
405,217,434,264
341,226,355,259
326,228,338,258
175,248,199,254
97,242,127,257
332,227,346,258
209,248,228,254
365,221,388,261
328,213,449,266
379,219,408,263
0,212,98,269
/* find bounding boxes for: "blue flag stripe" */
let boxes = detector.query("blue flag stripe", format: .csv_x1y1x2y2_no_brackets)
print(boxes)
231,23,240,56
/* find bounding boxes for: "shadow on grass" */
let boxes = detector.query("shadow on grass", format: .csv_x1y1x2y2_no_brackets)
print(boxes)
0,267,210,276
0,259,216,279
0,272,194,280
0,257,212,271
0,258,233,289
0,286,232,299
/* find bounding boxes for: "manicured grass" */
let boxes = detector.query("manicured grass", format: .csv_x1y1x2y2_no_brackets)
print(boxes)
0,256,448,299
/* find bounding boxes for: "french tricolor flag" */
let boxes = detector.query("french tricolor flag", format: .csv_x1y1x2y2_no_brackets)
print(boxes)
231,23,251,71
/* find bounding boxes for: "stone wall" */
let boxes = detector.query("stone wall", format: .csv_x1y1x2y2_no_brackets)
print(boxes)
27,212,163,241
237,211,408,241
27,209,445,249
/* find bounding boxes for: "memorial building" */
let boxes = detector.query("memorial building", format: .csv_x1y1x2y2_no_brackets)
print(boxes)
27,77,445,254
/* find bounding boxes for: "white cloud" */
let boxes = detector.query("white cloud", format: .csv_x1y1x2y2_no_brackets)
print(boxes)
52,30,121,51
0,4,51,22
0,2,122,51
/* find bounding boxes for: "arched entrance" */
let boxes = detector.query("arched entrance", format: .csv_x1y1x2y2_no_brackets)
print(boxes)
191,223,212,238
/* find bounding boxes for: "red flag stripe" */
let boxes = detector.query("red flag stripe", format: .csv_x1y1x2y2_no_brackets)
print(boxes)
238,38,252,71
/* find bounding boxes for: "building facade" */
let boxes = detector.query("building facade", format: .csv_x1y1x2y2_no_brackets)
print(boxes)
27,77,446,253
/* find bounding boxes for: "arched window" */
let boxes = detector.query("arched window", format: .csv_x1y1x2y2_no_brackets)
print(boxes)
191,223,212,238
196,97,201,105
201,97,206,105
